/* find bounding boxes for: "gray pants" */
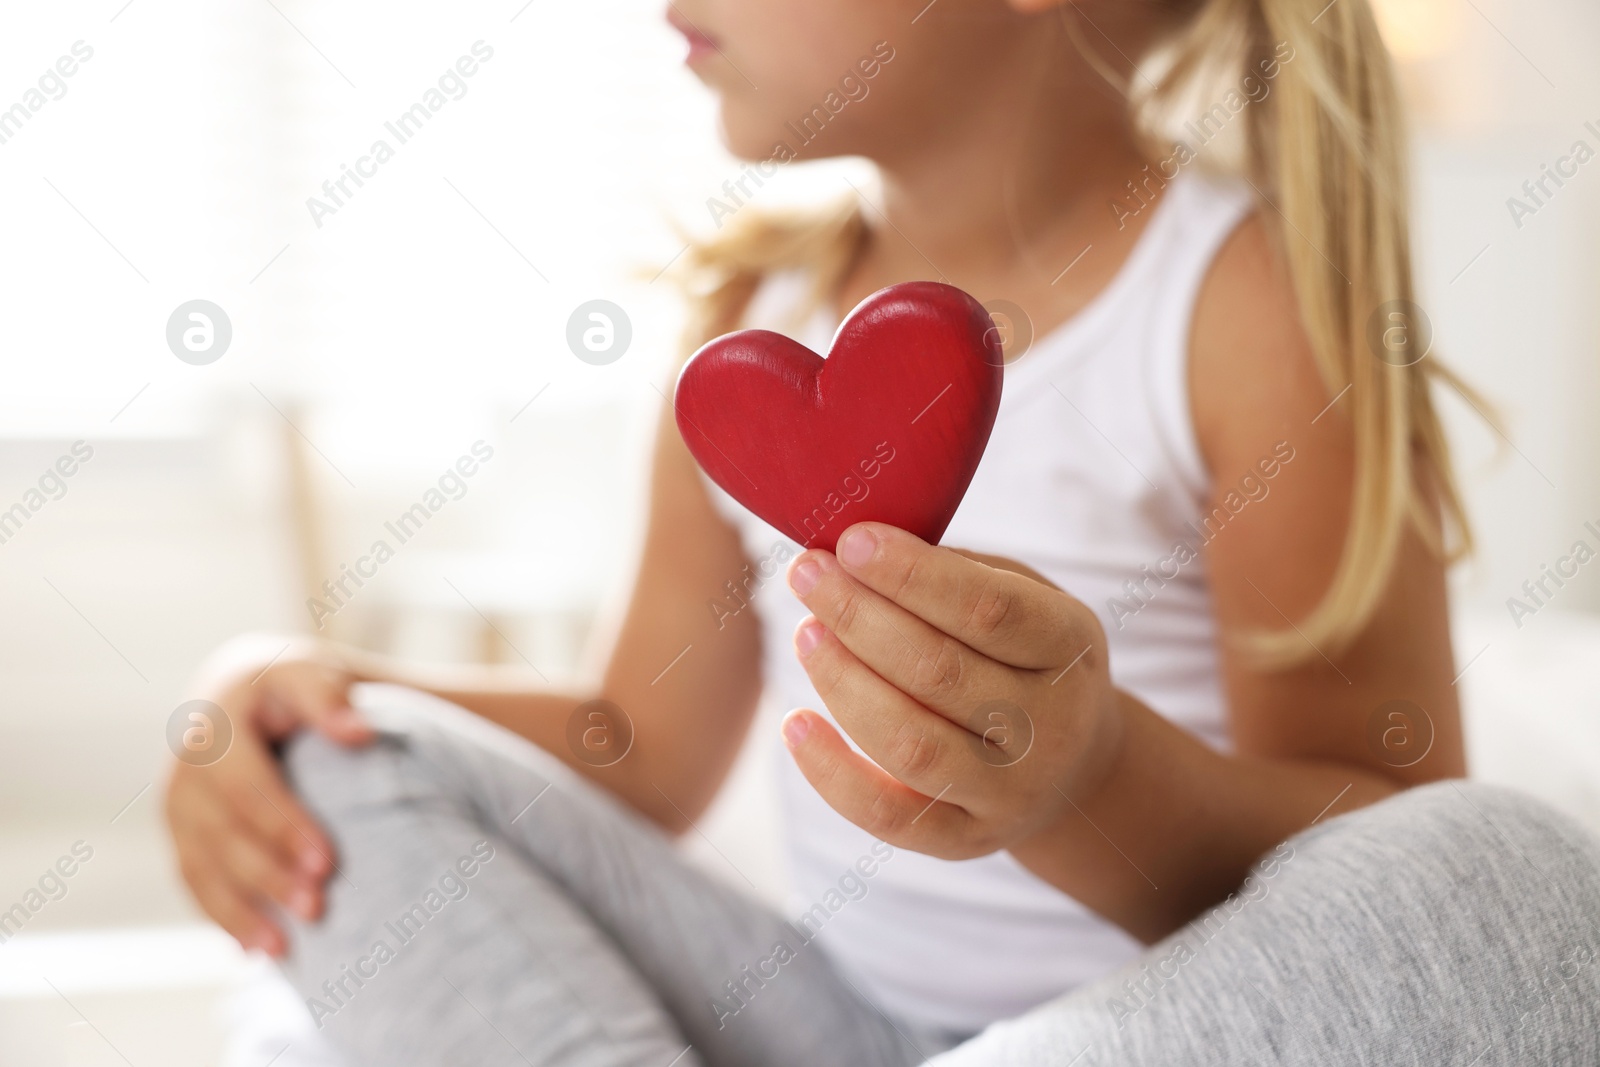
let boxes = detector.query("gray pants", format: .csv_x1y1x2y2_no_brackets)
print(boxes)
279,687,1600,1066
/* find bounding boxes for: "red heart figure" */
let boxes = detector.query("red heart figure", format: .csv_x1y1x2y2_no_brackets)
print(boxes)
674,281,1004,553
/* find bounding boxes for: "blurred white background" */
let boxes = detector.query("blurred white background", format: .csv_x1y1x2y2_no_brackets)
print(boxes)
0,0,1596,1062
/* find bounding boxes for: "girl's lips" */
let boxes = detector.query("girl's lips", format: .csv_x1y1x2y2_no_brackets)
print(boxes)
664,6,720,65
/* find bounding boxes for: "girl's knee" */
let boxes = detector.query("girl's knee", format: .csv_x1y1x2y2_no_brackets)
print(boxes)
1273,780,1600,962
282,730,420,828
1294,781,1600,887
282,690,485,825
284,683,583,840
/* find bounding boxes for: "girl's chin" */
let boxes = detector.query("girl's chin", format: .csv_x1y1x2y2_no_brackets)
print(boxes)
715,119,783,161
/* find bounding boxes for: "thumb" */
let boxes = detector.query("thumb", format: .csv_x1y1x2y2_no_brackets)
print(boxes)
317,699,375,746
278,669,374,747
950,548,1060,591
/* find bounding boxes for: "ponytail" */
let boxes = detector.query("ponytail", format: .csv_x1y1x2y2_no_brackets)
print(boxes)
1134,0,1476,664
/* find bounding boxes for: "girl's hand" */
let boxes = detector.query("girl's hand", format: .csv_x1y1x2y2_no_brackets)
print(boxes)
782,522,1125,860
164,635,374,956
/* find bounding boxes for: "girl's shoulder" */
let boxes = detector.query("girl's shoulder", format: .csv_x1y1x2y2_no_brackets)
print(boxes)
1189,209,1337,470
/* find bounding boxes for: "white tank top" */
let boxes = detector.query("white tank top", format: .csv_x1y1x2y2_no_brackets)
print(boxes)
700,172,1255,1034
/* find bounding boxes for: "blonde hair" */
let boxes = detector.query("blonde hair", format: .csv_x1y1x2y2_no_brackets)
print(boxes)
674,0,1475,668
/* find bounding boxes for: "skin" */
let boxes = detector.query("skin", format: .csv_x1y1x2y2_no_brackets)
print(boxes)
165,0,1463,955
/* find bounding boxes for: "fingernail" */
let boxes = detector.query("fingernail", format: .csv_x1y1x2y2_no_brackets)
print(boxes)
795,619,824,659
782,713,811,748
838,527,877,569
289,886,316,920
299,848,327,875
788,558,821,598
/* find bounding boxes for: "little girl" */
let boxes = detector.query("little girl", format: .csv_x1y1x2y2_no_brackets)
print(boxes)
167,1,1600,1064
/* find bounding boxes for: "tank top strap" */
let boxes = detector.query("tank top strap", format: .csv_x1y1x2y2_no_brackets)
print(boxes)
1141,172,1257,503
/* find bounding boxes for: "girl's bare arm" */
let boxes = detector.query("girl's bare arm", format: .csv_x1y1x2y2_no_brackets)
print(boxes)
383,402,766,830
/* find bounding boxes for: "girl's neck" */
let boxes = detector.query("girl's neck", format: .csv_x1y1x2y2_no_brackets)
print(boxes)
875,114,1149,277
836,15,1167,339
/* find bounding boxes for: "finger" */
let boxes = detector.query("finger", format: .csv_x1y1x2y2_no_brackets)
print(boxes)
169,744,320,881
781,709,983,858
258,664,372,745
184,854,288,957
215,733,337,881
216,821,320,921
789,549,1018,729
793,617,1000,803
833,522,1095,670
170,771,298,882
